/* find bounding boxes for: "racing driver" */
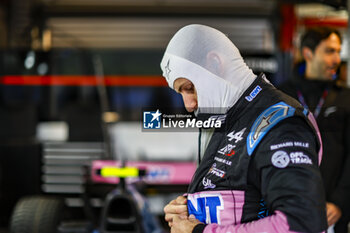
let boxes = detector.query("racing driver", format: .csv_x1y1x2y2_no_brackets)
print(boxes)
160,24,327,233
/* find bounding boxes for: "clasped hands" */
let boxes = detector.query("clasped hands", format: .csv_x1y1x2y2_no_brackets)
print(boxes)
164,195,203,233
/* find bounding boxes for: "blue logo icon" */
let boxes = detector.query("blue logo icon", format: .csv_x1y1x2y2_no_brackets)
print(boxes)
143,110,162,129
245,85,262,102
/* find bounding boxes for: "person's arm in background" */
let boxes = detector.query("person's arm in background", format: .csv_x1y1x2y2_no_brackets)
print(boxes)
170,118,327,233
326,202,342,226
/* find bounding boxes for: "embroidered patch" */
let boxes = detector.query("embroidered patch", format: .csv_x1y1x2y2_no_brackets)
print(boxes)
247,102,295,155
290,152,312,165
271,150,290,168
245,85,262,102
202,177,216,189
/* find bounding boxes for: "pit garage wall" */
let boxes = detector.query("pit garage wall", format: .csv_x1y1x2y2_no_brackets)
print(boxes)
0,13,282,122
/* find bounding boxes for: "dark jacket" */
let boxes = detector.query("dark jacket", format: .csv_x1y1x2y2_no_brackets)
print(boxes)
279,70,350,232
190,74,327,233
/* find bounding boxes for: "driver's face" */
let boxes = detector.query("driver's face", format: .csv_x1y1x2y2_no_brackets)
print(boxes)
174,78,198,113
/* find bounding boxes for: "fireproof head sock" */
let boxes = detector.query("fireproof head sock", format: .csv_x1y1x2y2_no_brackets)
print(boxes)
160,24,256,115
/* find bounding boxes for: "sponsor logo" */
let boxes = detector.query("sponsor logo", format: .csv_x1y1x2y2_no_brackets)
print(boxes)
164,59,171,79
214,156,232,166
227,127,246,143
217,144,236,156
202,177,216,189
293,142,309,148
270,141,293,150
271,151,290,168
253,111,275,141
271,151,313,168
245,85,262,102
187,194,224,224
208,163,226,178
270,141,309,150
143,109,161,129
248,102,295,156
290,152,312,165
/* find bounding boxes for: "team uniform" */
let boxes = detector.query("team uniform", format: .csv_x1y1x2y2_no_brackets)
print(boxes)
160,24,328,233
188,74,327,233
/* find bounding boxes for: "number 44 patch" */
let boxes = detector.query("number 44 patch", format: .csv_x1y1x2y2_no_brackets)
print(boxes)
227,128,246,143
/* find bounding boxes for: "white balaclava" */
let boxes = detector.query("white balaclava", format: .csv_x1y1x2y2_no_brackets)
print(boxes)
160,24,256,115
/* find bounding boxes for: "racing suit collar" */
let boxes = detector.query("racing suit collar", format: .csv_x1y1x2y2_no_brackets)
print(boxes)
224,73,269,119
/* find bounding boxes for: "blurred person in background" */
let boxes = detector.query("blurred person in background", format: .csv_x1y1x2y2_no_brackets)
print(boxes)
160,24,327,233
279,27,350,233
